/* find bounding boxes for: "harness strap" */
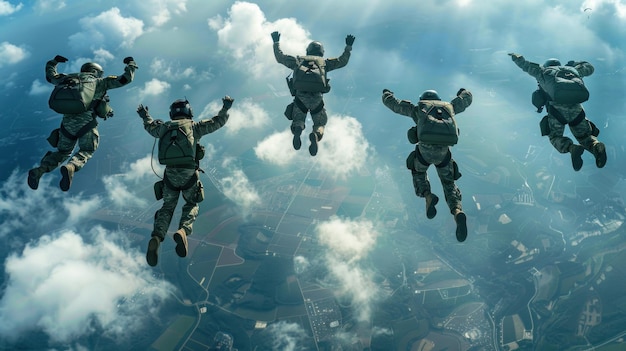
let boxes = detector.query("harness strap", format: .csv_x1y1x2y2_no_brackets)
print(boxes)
548,105,586,127
293,97,325,115
59,118,98,140
163,171,198,191
435,150,452,168
415,147,430,167
310,100,325,115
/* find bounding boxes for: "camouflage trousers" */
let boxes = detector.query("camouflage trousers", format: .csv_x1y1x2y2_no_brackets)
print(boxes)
547,103,599,153
152,168,204,241
290,90,328,139
40,113,99,173
408,143,462,214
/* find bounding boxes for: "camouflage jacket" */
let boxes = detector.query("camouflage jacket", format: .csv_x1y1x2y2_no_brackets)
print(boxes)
382,89,473,126
142,107,229,143
273,42,352,72
511,55,594,85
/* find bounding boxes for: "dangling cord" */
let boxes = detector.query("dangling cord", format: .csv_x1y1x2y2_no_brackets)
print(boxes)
151,138,163,180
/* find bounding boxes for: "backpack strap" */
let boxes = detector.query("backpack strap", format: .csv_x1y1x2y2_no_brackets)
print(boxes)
163,171,198,191
59,118,98,140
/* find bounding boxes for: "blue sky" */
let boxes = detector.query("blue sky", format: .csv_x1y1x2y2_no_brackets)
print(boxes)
1,0,626,349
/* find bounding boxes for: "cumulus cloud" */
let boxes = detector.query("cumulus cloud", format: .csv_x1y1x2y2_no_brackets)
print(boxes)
202,98,271,136
139,78,171,98
130,0,188,27
208,1,311,80
219,158,261,214
69,7,144,51
316,216,381,323
149,57,195,81
0,228,174,343
28,79,49,95
102,155,158,209
0,41,28,67
0,0,22,15
267,321,308,351
254,114,371,179
34,0,65,13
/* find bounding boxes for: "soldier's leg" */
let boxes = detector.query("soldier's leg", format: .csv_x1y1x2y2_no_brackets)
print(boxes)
407,149,438,218
153,186,180,240
69,128,99,171
548,116,583,171
436,158,467,242
571,119,606,168
29,133,75,190
291,100,307,150
180,180,203,236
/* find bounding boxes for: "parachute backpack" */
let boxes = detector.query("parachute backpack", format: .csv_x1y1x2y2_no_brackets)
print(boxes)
415,100,459,146
48,73,98,114
158,119,197,168
540,65,589,104
291,55,330,93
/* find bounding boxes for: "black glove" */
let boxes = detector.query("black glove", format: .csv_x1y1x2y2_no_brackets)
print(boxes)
222,96,234,110
457,88,466,96
137,104,150,119
508,53,523,61
271,31,280,43
54,55,68,63
382,88,392,95
123,56,134,64
346,34,355,46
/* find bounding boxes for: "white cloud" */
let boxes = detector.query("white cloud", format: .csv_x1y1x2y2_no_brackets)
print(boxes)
0,229,174,343
254,129,299,166
28,79,50,95
0,41,28,67
69,7,144,50
34,0,65,13
0,0,22,15
139,78,171,98
102,155,157,209
93,47,115,63
267,321,308,351
201,98,271,136
132,0,188,27
219,158,261,214
149,57,195,81
208,1,312,80
63,196,102,227
316,216,381,323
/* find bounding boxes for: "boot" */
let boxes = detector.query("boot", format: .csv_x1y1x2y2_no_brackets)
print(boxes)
60,163,75,191
27,167,45,190
569,144,584,171
146,236,161,267
425,192,439,219
592,142,607,168
308,132,318,156
173,229,188,258
453,209,468,243
292,127,302,150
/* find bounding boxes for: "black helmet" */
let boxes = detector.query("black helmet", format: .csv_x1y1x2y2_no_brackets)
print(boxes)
169,99,193,119
306,41,324,56
543,58,561,67
80,62,103,78
419,90,441,101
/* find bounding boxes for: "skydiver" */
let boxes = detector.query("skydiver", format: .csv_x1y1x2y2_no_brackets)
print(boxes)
137,96,233,267
382,88,473,242
271,31,355,156
28,55,137,191
509,53,606,171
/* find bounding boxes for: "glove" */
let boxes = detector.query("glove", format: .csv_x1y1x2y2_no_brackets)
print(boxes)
382,88,393,95
137,104,150,119
346,34,355,46
271,31,280,43
508,53,523,61
123,56,134,64
456,88,466,96
54,55,68,63
222,96,234,110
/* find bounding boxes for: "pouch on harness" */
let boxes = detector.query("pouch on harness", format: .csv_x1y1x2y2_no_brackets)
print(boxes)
48,73,97,114
158,120,198,168
416,101,459,145
290,55,330,93
540,66,589,104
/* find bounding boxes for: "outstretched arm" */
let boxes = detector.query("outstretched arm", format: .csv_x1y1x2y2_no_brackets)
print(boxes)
382,89,415,118
567,60,594,77
137,104,166,138
104,56,138,90
509,53,543,79
326,34,354,72
451,89,473,114
195,96,233,136
45,55,69,85
271,31,298,69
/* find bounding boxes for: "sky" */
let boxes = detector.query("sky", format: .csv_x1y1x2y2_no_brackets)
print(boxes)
1,0,626,349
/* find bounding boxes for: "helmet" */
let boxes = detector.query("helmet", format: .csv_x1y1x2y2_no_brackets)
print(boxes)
306,41,324,56
543,58,561,67
169,99,193,119
419,90,441,101
80,62,103,78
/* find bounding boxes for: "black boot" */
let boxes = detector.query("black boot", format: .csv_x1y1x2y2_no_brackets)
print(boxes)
146,236,161,267
173,229,188,258
27,167,45,190
592,142,607,168
308,132,318,156
569,144,584,171
60,163,75,191
454,209,467,242
292,127,302,150
425,192,439,219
